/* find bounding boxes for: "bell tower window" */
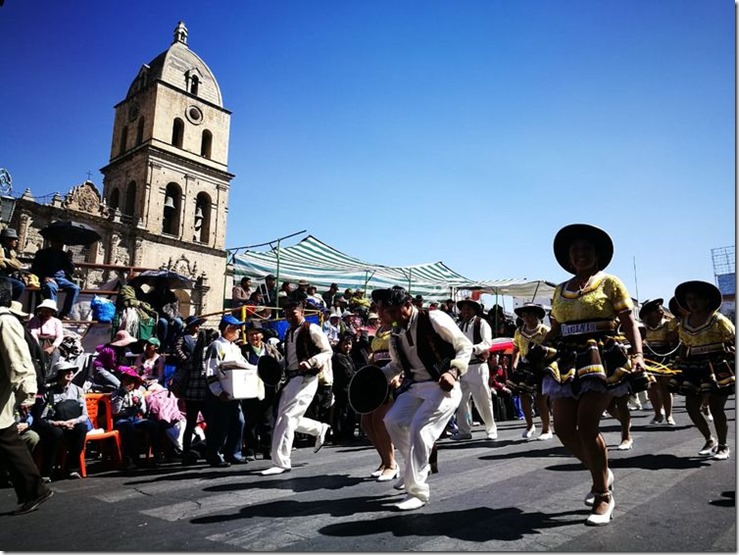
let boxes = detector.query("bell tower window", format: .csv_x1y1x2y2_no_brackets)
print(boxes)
190,75,200,96
194,192,212,243
136,116,145,145
119,126,128,156
162,183,182,236
124,181,137,219
109,188,120,211
172,118,184,148
201,130,212,159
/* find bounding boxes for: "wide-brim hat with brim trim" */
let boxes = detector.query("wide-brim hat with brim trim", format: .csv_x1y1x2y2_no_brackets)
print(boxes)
638,298,664,320
674,281,722,314
48,361,78,382
553,223,614,274
118,366,144,386
456,298,482,314
184,315,206,329
36,299,58,313
109,330,138,347
514,303,546,320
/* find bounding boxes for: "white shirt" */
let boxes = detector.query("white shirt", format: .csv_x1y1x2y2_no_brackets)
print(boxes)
385,307,473,382
284,320,333,373
459,316,493,359
204,336,257,397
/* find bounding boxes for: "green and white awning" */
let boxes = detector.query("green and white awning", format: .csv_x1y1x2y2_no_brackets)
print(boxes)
231,235,555,304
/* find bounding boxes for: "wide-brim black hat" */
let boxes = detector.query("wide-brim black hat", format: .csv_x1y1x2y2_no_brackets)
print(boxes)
553,223,614,274
456,298,482,314
514,302,546,320
638,298,664,320
667,296,684,316
674,281,722,314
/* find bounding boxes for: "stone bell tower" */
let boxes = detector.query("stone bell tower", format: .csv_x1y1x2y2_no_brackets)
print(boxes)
100,21,234,315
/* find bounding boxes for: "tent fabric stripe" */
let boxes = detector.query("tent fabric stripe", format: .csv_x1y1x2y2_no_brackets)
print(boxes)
232,235,555,303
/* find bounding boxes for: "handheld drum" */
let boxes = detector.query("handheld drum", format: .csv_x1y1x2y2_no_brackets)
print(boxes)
348,364,389,415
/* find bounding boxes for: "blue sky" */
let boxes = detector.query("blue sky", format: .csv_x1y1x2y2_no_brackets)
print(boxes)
0,1,734,306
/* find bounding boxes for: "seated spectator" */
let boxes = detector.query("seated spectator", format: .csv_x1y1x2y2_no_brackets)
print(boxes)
111,367,164,468
306,285,326,310
333,292,348,314
323,312,342,346
322,283,339,309
27,299,64,381
30,238,80,320
349,289,371,317
291,280,310,301
133,337,165,390
92,330,139,391
0,228,26,300
33,361,88,481
116,282,158,339
412,294,424,309
231,277,252,307
240,290,271,320
363,312,380,339
141,282,183,351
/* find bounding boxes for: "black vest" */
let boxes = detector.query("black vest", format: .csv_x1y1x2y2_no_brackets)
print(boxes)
395,309,455,381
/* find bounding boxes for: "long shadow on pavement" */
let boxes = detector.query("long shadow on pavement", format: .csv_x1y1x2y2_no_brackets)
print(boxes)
478,445,570,461
318,505,588,542
709,491,735,508
202,473,366,493
545,453,713,472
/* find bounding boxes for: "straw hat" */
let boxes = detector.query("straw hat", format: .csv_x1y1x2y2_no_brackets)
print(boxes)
638,298,664,321
514,303,546,320
674,281,722,314
109,330,138,347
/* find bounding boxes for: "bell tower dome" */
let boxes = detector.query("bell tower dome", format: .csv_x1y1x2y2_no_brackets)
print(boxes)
100,22,234,315
101,21,233,247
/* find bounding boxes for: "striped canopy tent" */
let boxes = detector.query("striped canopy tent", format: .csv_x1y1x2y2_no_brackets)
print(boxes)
231,235,554,304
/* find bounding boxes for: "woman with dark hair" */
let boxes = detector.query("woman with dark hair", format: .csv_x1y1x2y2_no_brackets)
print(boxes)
536,223,647,526
669,281,734,460
172,315,209,465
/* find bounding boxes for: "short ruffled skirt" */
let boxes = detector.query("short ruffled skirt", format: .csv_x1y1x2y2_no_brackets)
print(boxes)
533,333,652,400
506,362,543,395
668,355,735,397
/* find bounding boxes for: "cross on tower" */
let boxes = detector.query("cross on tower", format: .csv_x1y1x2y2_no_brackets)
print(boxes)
86,171,93,181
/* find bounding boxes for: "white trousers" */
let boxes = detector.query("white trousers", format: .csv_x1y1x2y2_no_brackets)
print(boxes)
455,363,497,435
384,380,461,502
271,375,322,469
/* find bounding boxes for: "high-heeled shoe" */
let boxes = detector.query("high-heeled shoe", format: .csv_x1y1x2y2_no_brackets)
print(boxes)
584,468,614,507
377,465,400,482
585,491,615,526
370,465,385,478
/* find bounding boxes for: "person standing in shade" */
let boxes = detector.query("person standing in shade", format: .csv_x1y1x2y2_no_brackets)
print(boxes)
452,298,497,441
373,286,472,511
261,299,332,476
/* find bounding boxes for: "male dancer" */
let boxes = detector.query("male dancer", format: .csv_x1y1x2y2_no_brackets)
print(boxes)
262,299,332,475
372,287,472,510
452,298,497,440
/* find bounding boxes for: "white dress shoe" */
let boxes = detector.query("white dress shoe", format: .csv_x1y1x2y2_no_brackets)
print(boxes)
486,430,498,440
261,466,288,476
713,445,730,460
698,439,718,456
538,431,554,440
370,466,385,478
376,465,400,482
616,438,634,450
393,476,405,490
314,423,331,453
585,492,615,526
584,468,614,507
522,425,536,439
395,495,426,511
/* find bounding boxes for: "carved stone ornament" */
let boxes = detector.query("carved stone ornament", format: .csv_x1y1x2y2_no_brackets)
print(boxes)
166,254,197,278
63,181,108,216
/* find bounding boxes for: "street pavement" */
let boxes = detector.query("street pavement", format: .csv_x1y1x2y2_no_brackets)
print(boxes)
1,397,735,552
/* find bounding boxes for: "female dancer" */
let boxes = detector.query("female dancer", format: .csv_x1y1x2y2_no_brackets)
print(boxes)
509,303,553,440
640,298,679,425
537,223,646,526
362,317,399,482
669,281,734,460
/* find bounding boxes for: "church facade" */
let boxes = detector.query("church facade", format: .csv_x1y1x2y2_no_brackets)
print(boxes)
9,22,233,317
